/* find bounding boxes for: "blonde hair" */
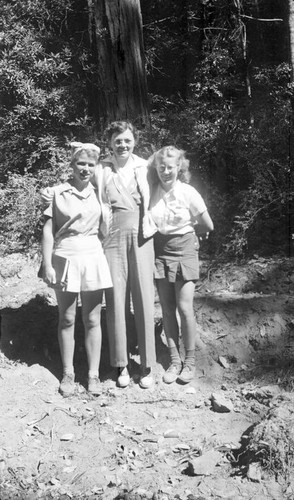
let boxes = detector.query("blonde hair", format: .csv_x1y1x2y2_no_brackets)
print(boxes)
148,146,191,184
70,142,100,166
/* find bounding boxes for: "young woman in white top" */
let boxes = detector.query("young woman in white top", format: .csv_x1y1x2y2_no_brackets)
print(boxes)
41,143,112,397
148,146,214,384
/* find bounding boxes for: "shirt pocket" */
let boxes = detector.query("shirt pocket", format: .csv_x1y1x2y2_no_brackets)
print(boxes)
167,206,189,227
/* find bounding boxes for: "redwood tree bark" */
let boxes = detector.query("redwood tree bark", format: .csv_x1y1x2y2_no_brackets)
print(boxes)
289,0,294,72
288,0,294,254
90,0,149,126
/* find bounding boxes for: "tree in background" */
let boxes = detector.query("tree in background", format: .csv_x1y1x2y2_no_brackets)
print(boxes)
88,0,149,126
0,0,96,179
288,0,294,254
141,0,292,257
0,0,93,252
0,0,293,257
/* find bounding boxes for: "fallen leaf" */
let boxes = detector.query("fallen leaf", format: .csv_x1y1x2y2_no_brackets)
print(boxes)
218,356,230,369
32,379,42,385
130,459,143,469
63,466,77,473
164,430,179,438
164,457,178,467
91,486,104,494
60,433,74,441
185,387,196,394
173,443,190,451
49,477,60,485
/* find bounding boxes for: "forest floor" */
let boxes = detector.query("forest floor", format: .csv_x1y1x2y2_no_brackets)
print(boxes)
1,253,294,500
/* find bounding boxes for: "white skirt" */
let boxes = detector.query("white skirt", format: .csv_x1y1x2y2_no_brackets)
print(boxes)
54,235,113,293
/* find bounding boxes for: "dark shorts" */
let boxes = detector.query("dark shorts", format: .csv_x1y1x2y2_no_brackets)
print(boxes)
154,232,199,282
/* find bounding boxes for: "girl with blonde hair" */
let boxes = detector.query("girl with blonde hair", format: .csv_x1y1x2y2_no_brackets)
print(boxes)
148,146,214,384
41,142,112,396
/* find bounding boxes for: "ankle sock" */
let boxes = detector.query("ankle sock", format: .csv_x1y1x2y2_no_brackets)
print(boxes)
169,346,181,366
184,349,195,367
63,368,74,376
88,370,99,379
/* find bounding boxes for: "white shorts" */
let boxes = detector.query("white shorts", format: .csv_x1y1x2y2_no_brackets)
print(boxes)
54,235,113,293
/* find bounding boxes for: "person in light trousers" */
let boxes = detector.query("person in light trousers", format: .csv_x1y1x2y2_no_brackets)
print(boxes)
94,121,157,389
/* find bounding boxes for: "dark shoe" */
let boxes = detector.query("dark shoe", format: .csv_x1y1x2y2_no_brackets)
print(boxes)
163,363,182,384
59,374,75,397
88,376,101,396
139,367,153,389
178,365,194,384
117,367,130,388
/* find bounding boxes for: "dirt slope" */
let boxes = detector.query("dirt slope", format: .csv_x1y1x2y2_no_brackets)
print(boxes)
0,254,294,500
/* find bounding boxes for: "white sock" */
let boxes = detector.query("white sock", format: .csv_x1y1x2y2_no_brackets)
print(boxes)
63,367,74,376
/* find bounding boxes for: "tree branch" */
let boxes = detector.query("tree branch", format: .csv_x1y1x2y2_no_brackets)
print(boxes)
143,16,175,28
240,14,283,23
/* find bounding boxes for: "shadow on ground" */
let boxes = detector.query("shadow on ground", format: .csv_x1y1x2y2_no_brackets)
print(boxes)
0,294,168,387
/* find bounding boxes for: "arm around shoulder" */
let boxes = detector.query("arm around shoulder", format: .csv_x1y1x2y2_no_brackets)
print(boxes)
91,164,103,187
41,186,55,206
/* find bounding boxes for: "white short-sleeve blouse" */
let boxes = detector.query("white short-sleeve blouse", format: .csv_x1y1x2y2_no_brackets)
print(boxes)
149,180,207,235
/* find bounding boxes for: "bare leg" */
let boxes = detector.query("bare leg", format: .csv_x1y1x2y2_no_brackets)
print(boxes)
55,290,78,374
156,278,179,352
156,278,183,383
175,280,196,383
80,290,103,375
175,280,196,352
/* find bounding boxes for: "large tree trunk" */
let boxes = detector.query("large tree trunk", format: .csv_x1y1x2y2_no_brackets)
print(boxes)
89,0,149,126
289,0,294,72
234,0,254,126
288,0,294,255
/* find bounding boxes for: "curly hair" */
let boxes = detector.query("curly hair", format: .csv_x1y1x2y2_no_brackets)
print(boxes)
147,146,191,185
103,121,139,144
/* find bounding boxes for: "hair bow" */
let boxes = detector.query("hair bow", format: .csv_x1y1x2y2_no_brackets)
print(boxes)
70,141,100,158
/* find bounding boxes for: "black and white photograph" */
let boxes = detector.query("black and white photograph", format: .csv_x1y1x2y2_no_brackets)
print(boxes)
0,1,293,498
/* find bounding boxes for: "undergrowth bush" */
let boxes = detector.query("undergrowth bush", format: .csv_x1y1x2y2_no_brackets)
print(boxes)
141,61,293,259
0,1,292,259
0,149,71,256
0,174,43,255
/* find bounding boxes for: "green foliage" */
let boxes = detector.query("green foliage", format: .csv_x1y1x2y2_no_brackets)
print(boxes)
140,0,292,258
143,62,292,258
0,152,71,255
0,0,94,180
0,0,98,255
0,0,292,259
0,173,42,254
140,59,292,258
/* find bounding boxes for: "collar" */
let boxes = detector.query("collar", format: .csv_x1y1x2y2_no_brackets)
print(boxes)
103,154,146,172
158,180,181,198
59,180,96,199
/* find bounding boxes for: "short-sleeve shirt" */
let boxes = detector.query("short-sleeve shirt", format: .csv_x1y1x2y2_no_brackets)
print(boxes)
44,181,101,240
149,180,207,235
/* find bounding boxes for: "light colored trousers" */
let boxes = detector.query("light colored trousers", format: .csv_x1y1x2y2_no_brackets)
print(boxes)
103,211,156,368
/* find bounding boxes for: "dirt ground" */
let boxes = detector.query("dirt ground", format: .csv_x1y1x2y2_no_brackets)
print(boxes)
1,253,294,500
